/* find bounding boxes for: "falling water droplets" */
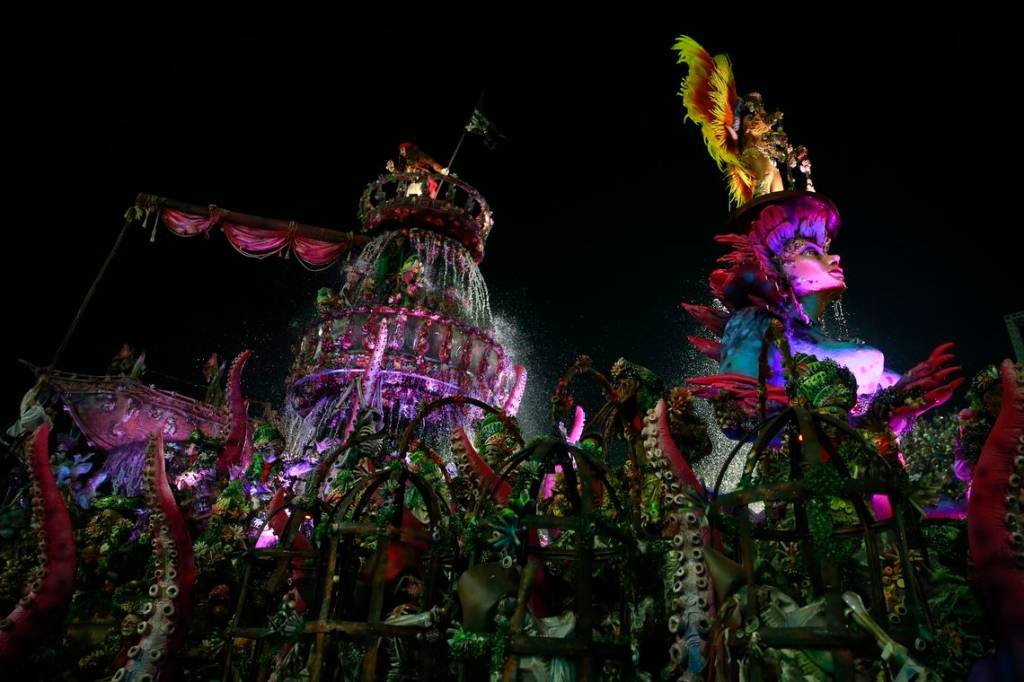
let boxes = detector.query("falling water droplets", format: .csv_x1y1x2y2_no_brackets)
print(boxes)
832,299,849,339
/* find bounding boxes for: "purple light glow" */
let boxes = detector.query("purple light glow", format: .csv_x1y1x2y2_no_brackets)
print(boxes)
175,470,202,490
291,368,460,396
311,305,505,351
363,322,389,400
788,337,899,397
541,472,557,501
255,525,279,549
870,494,893,521
954,455,973,483
284,461,315,478
567,406,586,444
316,438,338,453
923,499,968,521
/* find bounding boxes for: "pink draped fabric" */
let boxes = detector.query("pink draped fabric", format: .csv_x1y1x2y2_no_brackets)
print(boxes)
162,209,353,269
291,236,349,267
223,223,290,256
162,208,221,237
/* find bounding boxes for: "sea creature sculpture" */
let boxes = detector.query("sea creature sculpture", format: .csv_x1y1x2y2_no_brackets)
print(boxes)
451,426,511,503
215,350,253,477
642,400,717,679
968,360,1024,678
111,432,196,681
0,424,76,663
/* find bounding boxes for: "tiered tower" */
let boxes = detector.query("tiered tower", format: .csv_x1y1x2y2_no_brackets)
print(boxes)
287,149,525,444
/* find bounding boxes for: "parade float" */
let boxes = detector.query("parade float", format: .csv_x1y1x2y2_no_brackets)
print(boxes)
0,35,1020,681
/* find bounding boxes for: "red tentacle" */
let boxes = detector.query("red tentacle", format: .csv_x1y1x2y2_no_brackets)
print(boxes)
216,350,252,476
0,424,76,663
968,360,1024,666
451,427,511,503
649,399,703,494
111,432,196,680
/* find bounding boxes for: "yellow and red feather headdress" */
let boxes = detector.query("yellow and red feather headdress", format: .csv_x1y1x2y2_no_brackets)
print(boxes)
673,35,755,206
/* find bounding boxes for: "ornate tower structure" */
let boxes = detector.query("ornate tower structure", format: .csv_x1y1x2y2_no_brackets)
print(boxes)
286,148,526,445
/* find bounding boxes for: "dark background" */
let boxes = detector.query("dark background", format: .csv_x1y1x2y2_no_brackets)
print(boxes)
4,17,1020,435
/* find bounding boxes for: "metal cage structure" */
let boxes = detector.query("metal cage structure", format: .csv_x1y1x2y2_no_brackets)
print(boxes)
457,436,636,681
707,401,933,681
305,464,454,681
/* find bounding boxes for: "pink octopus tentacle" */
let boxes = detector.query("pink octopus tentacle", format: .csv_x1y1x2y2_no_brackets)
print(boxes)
0,424,76,663
111,432,196,681
502,365,528,416
642,400,716,680
450,427,511,503
566,405,586,445
647,399,703,494
216,350,252,477
968,360,1024,675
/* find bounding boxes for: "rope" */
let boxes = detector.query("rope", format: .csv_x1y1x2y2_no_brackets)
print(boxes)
284,221,295,260
49,216,133,370
148,207,161,242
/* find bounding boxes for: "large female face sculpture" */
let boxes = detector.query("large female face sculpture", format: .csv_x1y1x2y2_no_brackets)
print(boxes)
778,237,846,298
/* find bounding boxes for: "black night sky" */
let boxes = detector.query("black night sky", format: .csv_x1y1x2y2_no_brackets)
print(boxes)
4,18,1020,434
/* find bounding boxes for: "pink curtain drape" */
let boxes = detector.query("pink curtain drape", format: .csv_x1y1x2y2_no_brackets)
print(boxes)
162,208,220,237
161,209,352,269
291,236,349,267
223,223,290,257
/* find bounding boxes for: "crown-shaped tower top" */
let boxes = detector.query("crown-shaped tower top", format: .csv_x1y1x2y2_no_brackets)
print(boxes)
358,143,493,263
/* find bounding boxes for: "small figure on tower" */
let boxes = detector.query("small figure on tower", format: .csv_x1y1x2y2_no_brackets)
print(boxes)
386,143,449,199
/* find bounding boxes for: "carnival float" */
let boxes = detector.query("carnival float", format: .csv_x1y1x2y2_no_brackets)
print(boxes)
0,34,1021,681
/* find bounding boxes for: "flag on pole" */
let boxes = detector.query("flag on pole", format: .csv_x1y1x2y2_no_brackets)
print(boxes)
464,103,505,150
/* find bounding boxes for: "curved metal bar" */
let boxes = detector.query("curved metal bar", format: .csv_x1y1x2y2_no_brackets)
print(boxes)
397,395,523,462
245,503,296,553
712,409,792,499
814,412,895,473
549,356,615,434
306,429,394,502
